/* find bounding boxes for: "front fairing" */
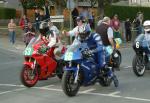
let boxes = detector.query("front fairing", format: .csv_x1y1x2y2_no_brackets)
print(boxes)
23,36,46,56
133,34,150,54
64,39,82,61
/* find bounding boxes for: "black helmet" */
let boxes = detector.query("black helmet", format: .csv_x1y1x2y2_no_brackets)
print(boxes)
76,16,85,23
39,22,49,36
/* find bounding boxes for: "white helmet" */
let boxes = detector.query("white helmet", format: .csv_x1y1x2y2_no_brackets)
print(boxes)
143,20,150,32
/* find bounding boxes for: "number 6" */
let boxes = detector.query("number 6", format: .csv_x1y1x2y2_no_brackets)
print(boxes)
136,42,139,48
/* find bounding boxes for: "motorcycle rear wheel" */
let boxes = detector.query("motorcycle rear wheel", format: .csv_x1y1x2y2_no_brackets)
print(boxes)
99,76,112,87
62,71,80,97
132,55,145,77
20,65,39,87
113,50,122,68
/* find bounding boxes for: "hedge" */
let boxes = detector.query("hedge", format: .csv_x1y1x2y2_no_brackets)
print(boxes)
104,5,150,21
0,7,16,19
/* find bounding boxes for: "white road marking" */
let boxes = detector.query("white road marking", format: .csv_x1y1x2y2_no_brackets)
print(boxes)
0,84,24,87
80,88,96,93
108,91,121,96
123,66,132,69
124,97,150,102
40,85,54,88
1,83,150,102
0,88,26,95
33,87,63,92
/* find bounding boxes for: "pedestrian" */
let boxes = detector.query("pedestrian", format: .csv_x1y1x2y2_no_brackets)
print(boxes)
8,19,16,45
44,2,50,22
133,12,144,36
88,9,94,29
19,15,29,33
125,18,132,42
48,21,59,35
72,7,79,27
34,8,40,32
111,14,121,39
24,22,36,47
39,8,46,23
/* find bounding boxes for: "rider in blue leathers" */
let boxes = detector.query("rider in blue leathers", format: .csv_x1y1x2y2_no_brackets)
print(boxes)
64,16,106,69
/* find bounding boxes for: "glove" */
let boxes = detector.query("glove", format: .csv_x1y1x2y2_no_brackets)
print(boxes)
38,47,49,54
82,49,94,58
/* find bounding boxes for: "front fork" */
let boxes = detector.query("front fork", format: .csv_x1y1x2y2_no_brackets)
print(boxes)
74,64,80,84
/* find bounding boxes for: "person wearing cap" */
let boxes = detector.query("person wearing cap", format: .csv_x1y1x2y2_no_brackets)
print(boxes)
63,16,91,37
111,14,121,39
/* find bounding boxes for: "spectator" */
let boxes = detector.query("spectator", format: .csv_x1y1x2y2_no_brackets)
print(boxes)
72,7,79,27
133,12,144,36
24,22,36,47
88,9,94,29
79,7,89,20
8,19,16,45
48,21,59,35
34,8,40,32
39,9,46,23
45,2,50,22
111,14,121,39
19,15,29,33
125,18,132,42
91,12,95,29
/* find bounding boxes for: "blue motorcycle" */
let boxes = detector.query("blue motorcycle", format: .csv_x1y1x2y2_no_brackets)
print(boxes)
133,34,150,76
61,39,119,97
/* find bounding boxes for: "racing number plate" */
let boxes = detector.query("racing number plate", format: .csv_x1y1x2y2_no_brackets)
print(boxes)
64,52,73,61
24,47,33,56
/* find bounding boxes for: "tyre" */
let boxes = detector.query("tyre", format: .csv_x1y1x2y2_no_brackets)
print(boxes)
132,55,145,77
62,71,80,97
99,76,112,87
113,50,122,68
56,60,65,79
113,75,119,87
20,64,39,87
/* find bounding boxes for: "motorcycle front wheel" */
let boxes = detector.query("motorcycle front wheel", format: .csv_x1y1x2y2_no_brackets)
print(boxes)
132,55,145,77
20,64,39,87
62,71,80,97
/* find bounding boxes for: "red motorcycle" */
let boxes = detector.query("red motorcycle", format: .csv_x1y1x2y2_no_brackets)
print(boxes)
21,36,66,87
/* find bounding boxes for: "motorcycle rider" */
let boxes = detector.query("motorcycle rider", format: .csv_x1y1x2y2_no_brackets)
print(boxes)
63,16,111,73
39,22,64,59
143,20,150,41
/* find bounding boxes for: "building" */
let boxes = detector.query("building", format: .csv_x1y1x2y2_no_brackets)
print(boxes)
129,0,150,6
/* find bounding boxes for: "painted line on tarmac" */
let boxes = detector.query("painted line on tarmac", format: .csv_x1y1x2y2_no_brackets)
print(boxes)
108,91,121,96
0,84,24,87
33,86,150,102
33,86,63,92
123,66,132,69
0,88,26,95
40,85,55,88
80,88,96,93
1,83,150,102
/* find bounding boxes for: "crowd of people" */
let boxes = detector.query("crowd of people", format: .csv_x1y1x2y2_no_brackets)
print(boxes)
6,5,145,50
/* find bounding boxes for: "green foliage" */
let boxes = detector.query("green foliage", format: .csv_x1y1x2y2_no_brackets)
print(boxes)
104,5,150,21
0,7,16,19
20,0,46,9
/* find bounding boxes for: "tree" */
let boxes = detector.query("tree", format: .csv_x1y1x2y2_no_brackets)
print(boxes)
19,0,68,15
92,0,119,19
19,0,47,15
